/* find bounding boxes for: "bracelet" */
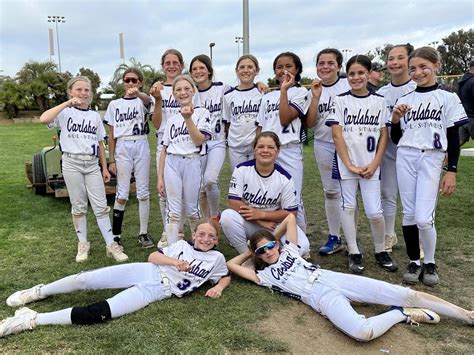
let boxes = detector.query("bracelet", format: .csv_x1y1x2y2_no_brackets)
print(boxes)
109,161,115,164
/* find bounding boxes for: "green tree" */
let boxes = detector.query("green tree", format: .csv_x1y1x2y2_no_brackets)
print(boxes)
108,57,165,97
0,78,29,118
438,28,474,75
78,67,101,108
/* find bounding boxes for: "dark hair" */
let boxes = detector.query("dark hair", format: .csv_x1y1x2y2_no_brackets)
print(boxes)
253,131,281,150
123,68,144,82
409,46,440,64
346,54,372,73
236,54,260,72
273,52,303,83
161,48,184,66
387,43,414,59
248,230,278,270
190,54,213,80
316,48,343,67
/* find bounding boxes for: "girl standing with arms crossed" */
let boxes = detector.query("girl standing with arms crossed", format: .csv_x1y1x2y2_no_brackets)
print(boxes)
377,44,416,252
104,68,154,249
257,52,309,232
326,55,396,274
158,75,212,245
391,47,468,286
306,48,351,256
150,49,185,248
1,220,230,338
39,76,128,263
223,54,263,170
227,213,473,342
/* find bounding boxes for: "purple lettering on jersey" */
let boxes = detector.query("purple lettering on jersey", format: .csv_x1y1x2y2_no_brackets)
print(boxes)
265,100,280,114
318,96,335,114
230,100,261,115
162,94,180,109
270,253,297,280
243,185,280,207
114,107,139,122
66,117,98,134
403,103,443,124
343,108,381,125
204,100,222,113
187,259,212,279
170,121,189,139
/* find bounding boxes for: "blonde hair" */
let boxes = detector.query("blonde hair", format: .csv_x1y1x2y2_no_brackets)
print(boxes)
161,49,184,66
172,75,196,93
67,76,92,105
236,54,260,72
409,46,441,64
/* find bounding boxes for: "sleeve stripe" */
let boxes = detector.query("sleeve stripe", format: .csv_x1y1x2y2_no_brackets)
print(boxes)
228,195,242,201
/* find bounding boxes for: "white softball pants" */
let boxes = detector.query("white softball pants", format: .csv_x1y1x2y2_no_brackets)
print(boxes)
220,208,310,255
201,139,226,217
380,141,399,229
40,263,170,318
228,145,254,172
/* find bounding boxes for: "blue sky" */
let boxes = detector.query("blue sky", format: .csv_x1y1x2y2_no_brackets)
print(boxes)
1,0,472,89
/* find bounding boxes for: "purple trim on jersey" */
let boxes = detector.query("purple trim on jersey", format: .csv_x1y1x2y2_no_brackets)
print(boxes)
385,122,391,127
73,107,90,112
157,248,164,253
236,158,257,168
200,130,212,138
274,162,292,180
198,81,223,92
285,207,298,212
289,102,305,118
391,79,413,88
325,120,339,127
339,90,352,97
224,87,235,95
235,84,258,92
322,76,342,88
370,92,384,98
331,151,342,180
122,96,139,100
228,195,242,201
415,83,438,93
454,117,469,126
351,92,371,99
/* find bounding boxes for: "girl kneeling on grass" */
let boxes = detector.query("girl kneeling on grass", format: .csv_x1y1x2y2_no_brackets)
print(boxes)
39,76,128,263
0,220,230,338
227,214,473,342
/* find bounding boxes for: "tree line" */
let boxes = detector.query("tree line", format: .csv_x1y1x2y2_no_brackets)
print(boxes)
0,28,471,119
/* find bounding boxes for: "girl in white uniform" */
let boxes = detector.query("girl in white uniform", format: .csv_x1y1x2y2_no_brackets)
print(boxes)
150,49,185,248
306,48,351,256
220,132,310,256
391,47,468,286
377,44,416,252
39,76,128,263
158,75,212,245
104,68,153,249
257,52,309,232
223,54,263,170
227,213,473,342
1,221,230,338
326,55,397,274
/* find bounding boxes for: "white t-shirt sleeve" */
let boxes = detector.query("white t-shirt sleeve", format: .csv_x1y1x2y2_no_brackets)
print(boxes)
208,254,229,284
445,92,468,128
325,96,341,126
281,178,298,211
103,101,115,126
46,109,66,130
288,88,309,117
196,108,213,138
228,167,244,201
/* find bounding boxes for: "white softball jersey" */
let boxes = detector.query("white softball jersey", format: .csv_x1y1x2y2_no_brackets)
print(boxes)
152,84,181,135
308,77,351,143
326,91,390,180
257,86,310,145
48,107,106,156
377,80,417,113
159,240,229,297
256,242,320,301
223,85,263,148
196,82,230,142
162,107,212,156
103,97,149,137
394,85,468,151
228,160,298,212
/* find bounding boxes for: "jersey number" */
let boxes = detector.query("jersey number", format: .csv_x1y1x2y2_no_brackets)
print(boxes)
366,136,376,152
90,144,99,157
433,133,442,149
282,123,296,134
133,122,150,135
177,278,191,291
215,121,221,134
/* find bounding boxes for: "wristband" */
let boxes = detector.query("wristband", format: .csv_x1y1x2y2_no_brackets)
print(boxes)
109,161,115,164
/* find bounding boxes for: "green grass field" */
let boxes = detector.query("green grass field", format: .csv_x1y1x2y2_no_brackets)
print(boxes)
0,122,472,352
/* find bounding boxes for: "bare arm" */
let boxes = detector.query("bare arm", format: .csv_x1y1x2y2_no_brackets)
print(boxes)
227,251,260,284
150,83,163,129
107,126,117,175
182,105,206,145
279,72,300,126
98,142,111,183
205,275,231,299
228,199,293,223
157,146,167,196
273,213,297,243
306,79,323,128
148,251,191,272
40,98,79,124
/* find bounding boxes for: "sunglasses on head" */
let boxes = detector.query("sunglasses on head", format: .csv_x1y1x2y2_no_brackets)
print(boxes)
124,77,139,84
254,240,277,255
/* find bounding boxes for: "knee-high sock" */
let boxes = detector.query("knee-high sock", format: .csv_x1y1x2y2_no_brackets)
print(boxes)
340,208,359,254
138,198,150,235
72,215,87,242
418,226,436,264
96,215,114,245
36,308,73,325
325,196,341,237
369,216,386,253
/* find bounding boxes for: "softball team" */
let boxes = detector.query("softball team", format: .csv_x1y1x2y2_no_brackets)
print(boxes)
377,44,417,253
223,54,263,170
104,68,153,248
257,52,309,232
307,48,351,256
158,75,212,245
39,76,128,263
227,213,473,342
390,47,468,286
326,54,396,274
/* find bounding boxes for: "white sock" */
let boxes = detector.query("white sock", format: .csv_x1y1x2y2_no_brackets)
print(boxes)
384,214,396,236
138,198,150,235
165,223,180,245
159,195,167,227
96,216,114,245
113,201,125,211
369,216,386,253
72,215,87,242
419,226,437,264
325,196,341,237
410,259,421,266
36,308,72,325
340,208,359,254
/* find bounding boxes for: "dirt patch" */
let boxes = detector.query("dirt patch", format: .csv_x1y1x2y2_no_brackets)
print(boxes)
258,302,437,354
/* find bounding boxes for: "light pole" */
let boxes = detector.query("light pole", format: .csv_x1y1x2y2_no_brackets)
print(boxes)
429,41,439,49
235,36,243,59
47,15,66,72
209,42,215,62
342,49,352,72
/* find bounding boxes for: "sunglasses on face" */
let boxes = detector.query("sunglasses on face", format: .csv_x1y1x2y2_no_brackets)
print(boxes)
254,240,277,255
124,77,139,84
